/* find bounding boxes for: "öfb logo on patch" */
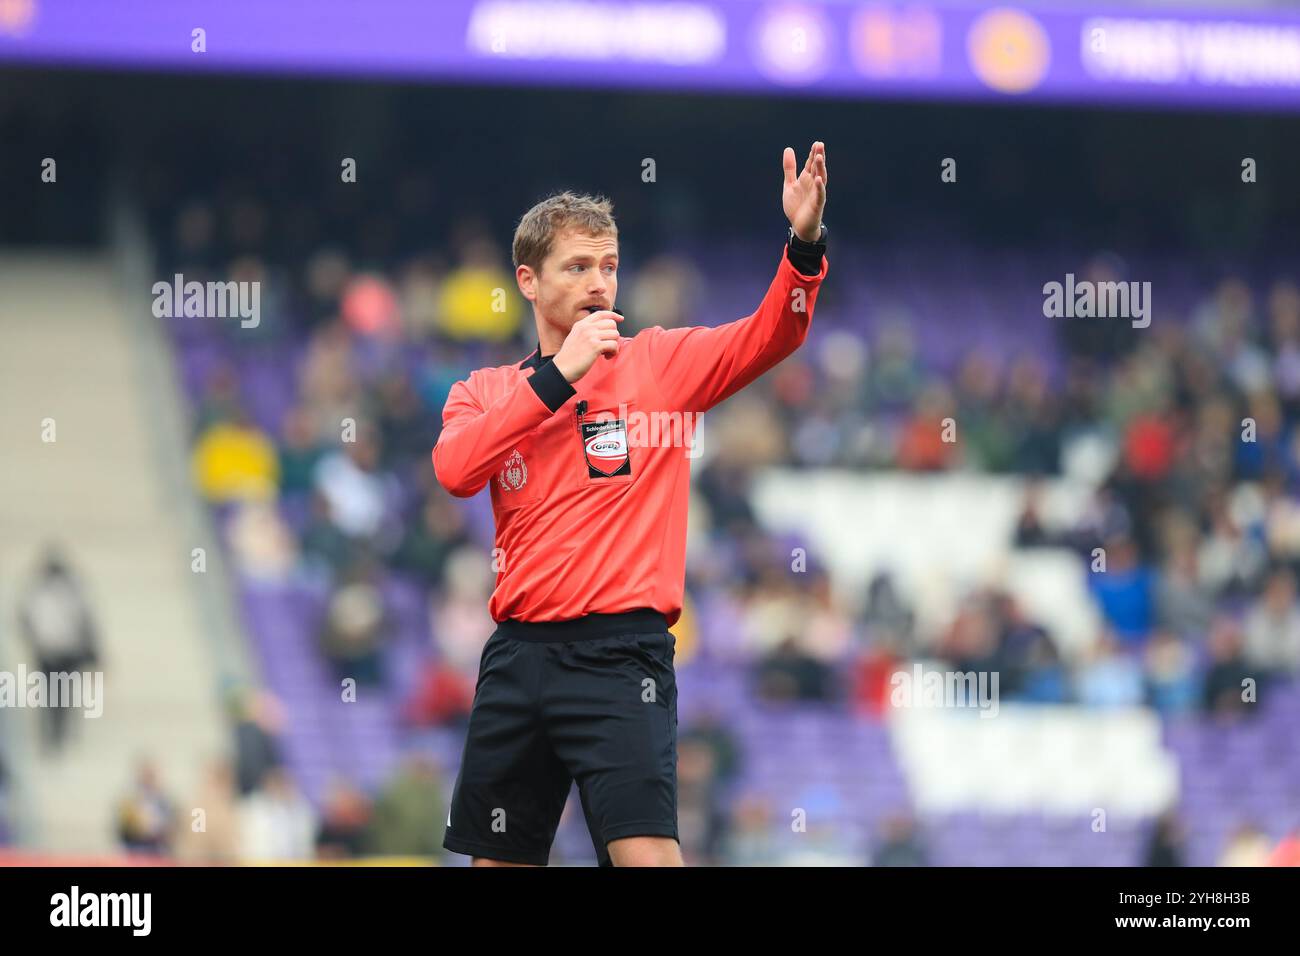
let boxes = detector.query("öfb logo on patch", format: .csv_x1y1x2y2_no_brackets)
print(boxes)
581,418,631,478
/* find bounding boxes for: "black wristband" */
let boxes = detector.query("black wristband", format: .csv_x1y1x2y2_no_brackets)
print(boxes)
787,226,826,276
528,357,577,412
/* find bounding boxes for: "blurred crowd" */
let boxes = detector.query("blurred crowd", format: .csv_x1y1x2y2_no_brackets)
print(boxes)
113,689,450,863
0,212,1287,868
5,71,1298,866
144,186,1300,864
0,192,1292,864
107,694,935,866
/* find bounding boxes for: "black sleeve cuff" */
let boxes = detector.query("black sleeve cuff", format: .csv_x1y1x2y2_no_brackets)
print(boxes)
787,232,826,276
528,358,577,412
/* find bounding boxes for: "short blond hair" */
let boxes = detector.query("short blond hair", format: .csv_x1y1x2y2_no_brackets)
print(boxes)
512,191,617,272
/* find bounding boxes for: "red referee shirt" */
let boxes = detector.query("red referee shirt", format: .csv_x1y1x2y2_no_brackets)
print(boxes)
432,242,828,625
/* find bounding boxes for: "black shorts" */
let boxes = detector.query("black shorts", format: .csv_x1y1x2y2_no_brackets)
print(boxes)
442,608,679,866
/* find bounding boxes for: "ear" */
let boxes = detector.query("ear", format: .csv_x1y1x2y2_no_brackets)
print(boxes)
516,264,537,302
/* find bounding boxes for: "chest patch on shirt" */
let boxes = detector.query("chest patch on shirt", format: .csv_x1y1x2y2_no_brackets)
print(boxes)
499,449,529,491
581,417,632,478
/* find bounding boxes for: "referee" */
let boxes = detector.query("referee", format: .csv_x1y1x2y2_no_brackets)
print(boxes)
434,142,829,866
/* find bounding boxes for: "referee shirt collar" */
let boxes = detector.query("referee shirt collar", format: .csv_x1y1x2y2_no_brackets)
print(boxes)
520,342,554,370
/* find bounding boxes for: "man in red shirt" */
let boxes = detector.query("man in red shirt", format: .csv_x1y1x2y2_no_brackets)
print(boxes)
435,142,829,866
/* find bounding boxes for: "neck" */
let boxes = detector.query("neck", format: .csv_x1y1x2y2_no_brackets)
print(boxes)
536,318,567,358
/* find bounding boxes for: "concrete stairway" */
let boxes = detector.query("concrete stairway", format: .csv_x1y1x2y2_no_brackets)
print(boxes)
0,252,246,853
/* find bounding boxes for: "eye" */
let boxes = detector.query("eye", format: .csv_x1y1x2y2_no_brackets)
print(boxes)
603,264,617,275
